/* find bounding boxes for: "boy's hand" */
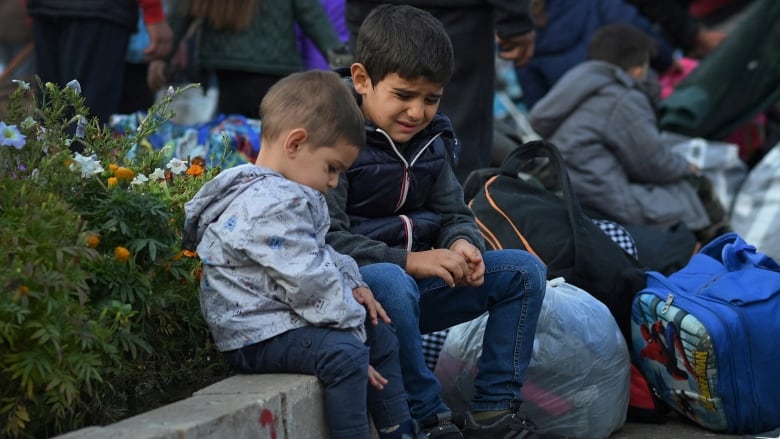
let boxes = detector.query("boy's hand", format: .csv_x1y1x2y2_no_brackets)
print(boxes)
353,287,391,325
406,249,471,287
449,239,485,287
368,365,388,390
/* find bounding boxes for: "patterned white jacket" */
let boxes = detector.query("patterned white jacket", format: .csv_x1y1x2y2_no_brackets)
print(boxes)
183,164,367,351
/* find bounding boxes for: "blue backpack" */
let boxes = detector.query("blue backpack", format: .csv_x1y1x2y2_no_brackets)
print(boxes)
631,232,780,434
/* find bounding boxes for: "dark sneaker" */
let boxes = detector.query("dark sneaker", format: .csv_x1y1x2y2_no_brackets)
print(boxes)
462,411,537,438
418,411,464,438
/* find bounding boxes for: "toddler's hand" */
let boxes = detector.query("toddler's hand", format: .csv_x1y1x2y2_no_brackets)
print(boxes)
353,287,390,325
368,365,388,390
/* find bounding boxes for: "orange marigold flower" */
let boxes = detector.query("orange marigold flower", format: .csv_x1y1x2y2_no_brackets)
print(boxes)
191,157,206,167
183,249,198,258
115,166,135,181
114,246,131,262
18,285,29,296
186,163,204,177
86,234,100,248
109,163,119,174
107,177,118,187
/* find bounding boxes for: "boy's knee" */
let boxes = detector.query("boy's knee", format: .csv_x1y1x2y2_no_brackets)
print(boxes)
360,263,418,302
485,249,547,294
370,321,400,354
316,336,369,384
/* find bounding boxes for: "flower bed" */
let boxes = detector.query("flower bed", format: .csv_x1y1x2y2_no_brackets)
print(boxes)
1,80,232,437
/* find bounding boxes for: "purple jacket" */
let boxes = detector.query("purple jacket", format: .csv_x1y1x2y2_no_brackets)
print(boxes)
297,0,349,70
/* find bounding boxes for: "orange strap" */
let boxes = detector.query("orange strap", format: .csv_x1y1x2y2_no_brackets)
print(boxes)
478,175,542,261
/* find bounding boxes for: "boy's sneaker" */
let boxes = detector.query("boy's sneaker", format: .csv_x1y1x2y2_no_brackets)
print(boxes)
461,411,537,438
417,411,463,438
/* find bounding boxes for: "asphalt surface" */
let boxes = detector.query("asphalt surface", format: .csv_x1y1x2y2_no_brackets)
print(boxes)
613,412,743,439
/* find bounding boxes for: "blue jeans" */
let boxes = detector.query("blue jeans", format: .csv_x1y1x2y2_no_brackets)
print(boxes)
223,321,410,439
360,249,546,423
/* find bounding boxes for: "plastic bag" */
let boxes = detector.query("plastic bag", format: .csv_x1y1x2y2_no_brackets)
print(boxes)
434,278,630,439
662,131,748,211
731,143,780,262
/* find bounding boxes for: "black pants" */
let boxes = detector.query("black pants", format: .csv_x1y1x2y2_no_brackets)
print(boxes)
32,16,130,125
215,69,285,119
346,2,496,183
120,62,155,115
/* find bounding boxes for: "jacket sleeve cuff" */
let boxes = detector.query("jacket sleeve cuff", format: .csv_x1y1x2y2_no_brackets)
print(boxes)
139,0,166,24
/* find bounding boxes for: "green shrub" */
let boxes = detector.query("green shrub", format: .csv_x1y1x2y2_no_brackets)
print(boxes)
0,80,230,437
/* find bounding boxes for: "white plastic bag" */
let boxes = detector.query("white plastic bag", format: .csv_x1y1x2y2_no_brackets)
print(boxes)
730,143,780,261
434,278,630,439
663,131,748,210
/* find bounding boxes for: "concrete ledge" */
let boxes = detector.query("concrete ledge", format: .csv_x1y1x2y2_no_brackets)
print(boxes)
56,374,332,439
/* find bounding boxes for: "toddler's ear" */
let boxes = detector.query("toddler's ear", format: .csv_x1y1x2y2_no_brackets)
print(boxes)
283,128,308,156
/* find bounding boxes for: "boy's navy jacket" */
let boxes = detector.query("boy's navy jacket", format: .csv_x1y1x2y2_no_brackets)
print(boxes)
325,75,485,268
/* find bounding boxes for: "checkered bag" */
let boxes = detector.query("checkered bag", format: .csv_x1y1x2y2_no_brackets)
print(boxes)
592,219,639,259
421,330,449,370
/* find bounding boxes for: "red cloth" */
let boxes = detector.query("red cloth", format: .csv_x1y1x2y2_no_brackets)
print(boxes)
689,0,740,18
139,0,165,24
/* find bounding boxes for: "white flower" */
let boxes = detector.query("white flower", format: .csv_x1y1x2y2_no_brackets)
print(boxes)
36,126,46,142
70,152,105,178
11,80,30,90
20,116,37,129
149,167,166,180
131,173,149,186
66,79,82,94
166,158,188,175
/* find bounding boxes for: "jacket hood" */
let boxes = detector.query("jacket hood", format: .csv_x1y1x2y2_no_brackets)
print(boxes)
530,60,638,138
182,164,268,250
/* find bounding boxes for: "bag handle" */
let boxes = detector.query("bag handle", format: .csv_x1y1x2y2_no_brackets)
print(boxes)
499,140,606,272
499,139,587,229
719,233,780,272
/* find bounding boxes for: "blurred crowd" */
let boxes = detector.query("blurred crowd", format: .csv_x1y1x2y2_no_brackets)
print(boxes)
1,0,765,169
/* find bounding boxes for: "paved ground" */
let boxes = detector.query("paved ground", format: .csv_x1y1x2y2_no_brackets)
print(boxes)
614,413,742,439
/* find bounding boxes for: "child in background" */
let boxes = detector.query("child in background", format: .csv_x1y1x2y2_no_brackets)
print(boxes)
529,23,728,244
183,70,415,439
326,5,547,438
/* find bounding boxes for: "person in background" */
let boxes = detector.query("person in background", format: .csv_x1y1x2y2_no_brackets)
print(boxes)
626,0,728,58
183,70,416,439
26,0,173,124
297,0,350,70
529,24,729,245
343,0,536,183
148,0,349,119
515,0,677,110
328,5,547,437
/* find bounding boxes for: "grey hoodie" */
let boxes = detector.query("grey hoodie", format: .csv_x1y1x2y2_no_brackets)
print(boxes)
529,60,709,230
183,164,367,351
